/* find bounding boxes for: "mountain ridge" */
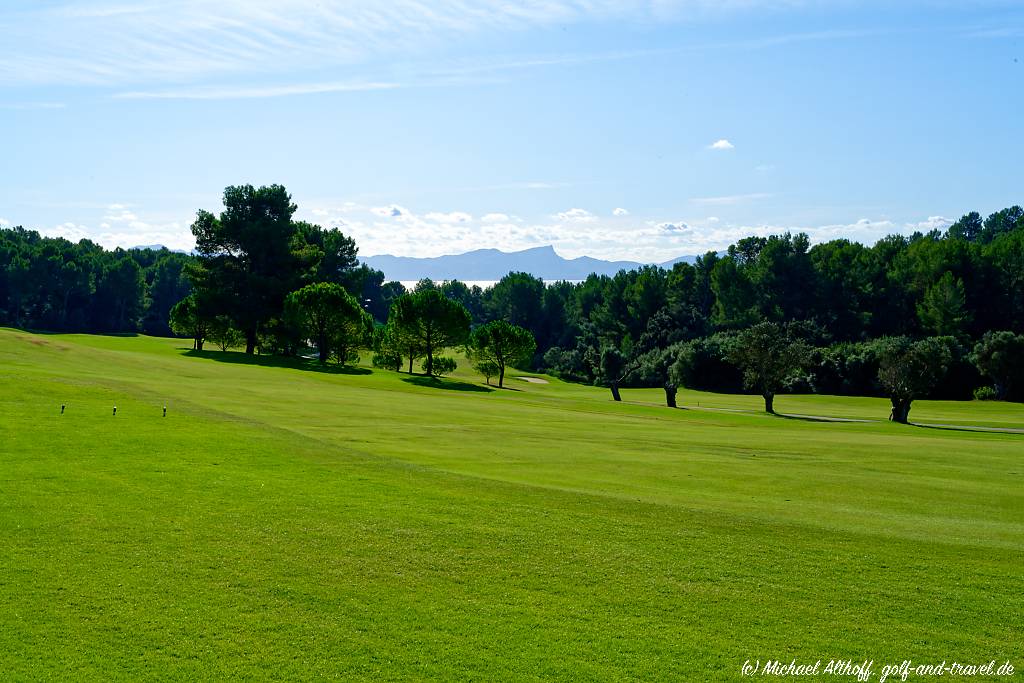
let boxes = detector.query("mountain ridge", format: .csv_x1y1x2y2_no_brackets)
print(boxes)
361,245,700,281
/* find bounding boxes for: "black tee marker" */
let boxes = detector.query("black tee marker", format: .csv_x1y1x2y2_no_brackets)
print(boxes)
163,406,167,417
113,406,117,416
61,404,65,415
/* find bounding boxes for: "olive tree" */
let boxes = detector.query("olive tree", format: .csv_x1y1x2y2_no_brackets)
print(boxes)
972,331,1024,401
878,336,952,423
727,321,808,413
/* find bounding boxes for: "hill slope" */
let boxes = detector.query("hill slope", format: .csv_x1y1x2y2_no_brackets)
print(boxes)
0,329,1021,680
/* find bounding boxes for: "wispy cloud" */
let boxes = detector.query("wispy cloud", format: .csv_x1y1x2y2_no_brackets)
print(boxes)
691,192,772,205
0,1,689,88
1,2,909,90
114,80,402,100
467,181,571,192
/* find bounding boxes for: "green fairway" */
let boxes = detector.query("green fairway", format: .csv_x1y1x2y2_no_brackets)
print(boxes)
1,328,1022,681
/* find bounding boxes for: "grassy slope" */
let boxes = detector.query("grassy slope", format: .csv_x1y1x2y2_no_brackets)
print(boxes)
1,329,1021,680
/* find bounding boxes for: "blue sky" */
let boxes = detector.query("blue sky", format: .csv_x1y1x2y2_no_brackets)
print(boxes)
1,0,1022,260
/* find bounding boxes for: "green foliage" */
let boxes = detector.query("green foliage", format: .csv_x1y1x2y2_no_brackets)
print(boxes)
468,320,536,388
188,185,373,354
371,323,405,372
390,289,471,376
474,360,501,385
971,330,1024,401
727,322,809,413
286,282,368,364
168,295,211,351
917,271,970,338
208,316,244,352
973,386,998,401
877,337,953,423
424,355,457,376
4,196,1024,409
483,272,544,330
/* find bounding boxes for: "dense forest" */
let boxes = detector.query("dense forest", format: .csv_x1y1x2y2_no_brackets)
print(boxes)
2,187,1022,406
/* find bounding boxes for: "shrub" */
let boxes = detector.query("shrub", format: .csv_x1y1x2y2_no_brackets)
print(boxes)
424,356,457,376
974,386,998,401
474,360,500,385
372,351,402,371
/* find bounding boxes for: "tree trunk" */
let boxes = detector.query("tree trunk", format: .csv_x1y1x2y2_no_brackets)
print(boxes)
763,392,775,414
610,382,621,401
318,337,329,363
890,398,912,424
664,385,677,408
994,381,1007,401
425,340,434,376
408,350,414,374
245,329,257,355
196,336,204,352
498,364,505,388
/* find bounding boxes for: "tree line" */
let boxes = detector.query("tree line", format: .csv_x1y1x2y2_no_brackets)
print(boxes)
0,227,192,335
3,185,1022,421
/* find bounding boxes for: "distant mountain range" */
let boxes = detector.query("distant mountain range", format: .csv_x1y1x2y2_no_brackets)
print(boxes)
129,244,190,254
129,243,702,281
362,245,699,282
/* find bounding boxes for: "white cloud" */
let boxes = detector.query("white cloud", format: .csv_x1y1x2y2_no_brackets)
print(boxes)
370,205,407,218
657,221,692,234
709,139,735,150
104,205,139,222
43,223,92,242
555,208,597,222
291,199,958,265
0,218,10,227
311,208,329,217
911,216,953,232
39,204,195,252
424,211,473,224
612,207,629,216
115,80,401,101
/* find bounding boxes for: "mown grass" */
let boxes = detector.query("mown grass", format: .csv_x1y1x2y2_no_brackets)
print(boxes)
1,329,1021,680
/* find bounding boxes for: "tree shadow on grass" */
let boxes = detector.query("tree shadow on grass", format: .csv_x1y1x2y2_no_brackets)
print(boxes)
775,413,860,423
183,349,372,375
910,422,1024,435
401,375,494,393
